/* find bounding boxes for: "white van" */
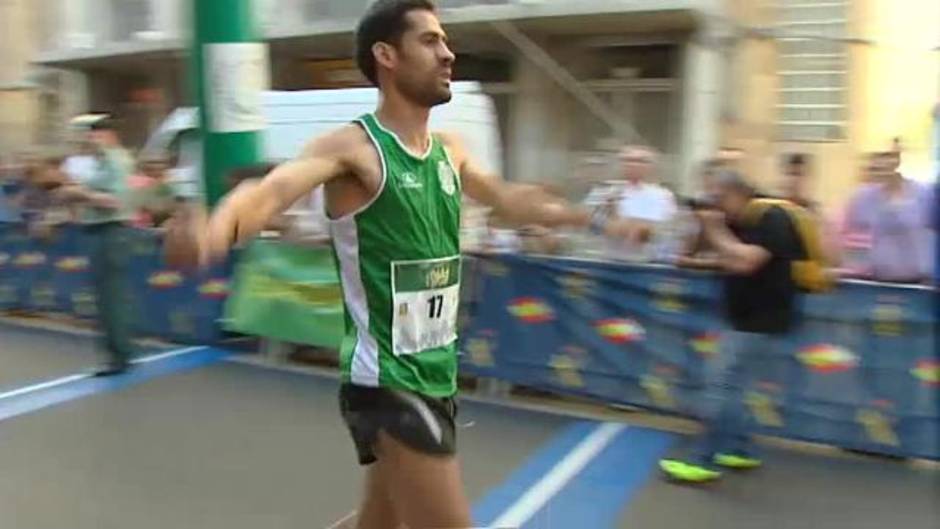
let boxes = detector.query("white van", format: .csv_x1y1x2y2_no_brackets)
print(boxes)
143,81,503,196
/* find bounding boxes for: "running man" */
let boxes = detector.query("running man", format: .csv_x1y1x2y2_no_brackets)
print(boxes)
165,1,588,527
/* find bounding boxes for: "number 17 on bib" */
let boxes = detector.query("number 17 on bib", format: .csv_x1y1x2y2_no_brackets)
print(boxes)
391,257,461,356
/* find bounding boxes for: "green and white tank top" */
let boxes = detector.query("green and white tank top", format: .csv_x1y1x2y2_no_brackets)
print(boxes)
330,114,462,397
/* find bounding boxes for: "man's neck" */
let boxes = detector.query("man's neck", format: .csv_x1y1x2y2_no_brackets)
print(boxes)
883,173,905,193
375,92,432,155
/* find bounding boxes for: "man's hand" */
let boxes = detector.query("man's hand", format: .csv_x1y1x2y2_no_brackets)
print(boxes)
163,202,209,269
695,208,773,275
516,185,589,228
52,184,120,210
163,180,274,269
204,179,277,261
695,209,726,229
603,218,653,244
439,132,589,229
89,192,121,210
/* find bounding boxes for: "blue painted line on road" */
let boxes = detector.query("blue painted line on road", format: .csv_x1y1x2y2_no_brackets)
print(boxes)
0,347,230,423
472,421,598,525
522,426,675,529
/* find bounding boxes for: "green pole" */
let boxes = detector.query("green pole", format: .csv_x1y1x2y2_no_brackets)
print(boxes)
192,0,268,207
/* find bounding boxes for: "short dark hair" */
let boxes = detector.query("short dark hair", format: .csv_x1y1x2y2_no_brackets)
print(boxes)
714,169,756,196
355,0,437,86
785,153,808,167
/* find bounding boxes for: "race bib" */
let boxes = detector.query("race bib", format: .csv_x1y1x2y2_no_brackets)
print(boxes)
391,256,461,356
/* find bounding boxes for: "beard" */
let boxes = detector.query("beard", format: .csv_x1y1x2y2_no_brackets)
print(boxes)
394,70,453,108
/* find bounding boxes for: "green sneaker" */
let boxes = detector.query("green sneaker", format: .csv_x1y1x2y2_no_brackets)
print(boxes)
659,459,722,483
714,453,762,470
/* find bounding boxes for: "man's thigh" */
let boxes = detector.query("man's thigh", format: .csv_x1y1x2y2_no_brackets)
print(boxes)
375,431,472,529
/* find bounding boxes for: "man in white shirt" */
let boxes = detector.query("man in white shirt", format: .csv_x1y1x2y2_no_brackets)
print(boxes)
593,145,677,262
60,141,98,186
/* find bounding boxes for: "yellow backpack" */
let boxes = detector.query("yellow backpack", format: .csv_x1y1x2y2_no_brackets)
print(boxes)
741,198,833,293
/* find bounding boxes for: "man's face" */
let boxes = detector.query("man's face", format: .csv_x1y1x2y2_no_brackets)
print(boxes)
871,154,900,180
388,10,455,108
88,129,111,148
619,148,653,183
783,162,806,198
142,160,168,179
714,185,747,218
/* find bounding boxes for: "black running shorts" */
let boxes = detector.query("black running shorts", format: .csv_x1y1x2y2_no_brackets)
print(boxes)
338,384,458,466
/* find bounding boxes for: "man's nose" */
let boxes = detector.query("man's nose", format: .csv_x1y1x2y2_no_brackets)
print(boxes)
441,43,455,64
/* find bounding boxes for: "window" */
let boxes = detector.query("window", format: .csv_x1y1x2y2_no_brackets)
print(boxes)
775,1,849,141
110,0,153,42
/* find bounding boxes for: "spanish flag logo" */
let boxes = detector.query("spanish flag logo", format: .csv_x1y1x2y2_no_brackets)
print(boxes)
690,333,720,358
199,279,229,299
148,271,184,289
797,344,858,373
14,252,46,268
595,318,645,343
911,359,940,387
508,297,554,323
55,257,90,272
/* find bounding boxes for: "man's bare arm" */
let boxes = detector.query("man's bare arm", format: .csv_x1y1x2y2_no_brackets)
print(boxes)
53,184,120,210
166,127,355,267
204,130,355,256
699,212,770,275
441,133,588,228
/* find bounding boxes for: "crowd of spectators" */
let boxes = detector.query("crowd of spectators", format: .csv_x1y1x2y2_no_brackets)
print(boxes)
469,142,935,286
0,128,181,235
2,119,935,286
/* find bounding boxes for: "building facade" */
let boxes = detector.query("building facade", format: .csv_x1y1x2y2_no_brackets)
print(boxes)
0,0,46,154
0,0,90,155
32,0,721,191
722,0,939,207
25,0,939,202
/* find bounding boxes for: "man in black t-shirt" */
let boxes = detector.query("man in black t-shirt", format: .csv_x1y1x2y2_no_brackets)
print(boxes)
661,170,804,483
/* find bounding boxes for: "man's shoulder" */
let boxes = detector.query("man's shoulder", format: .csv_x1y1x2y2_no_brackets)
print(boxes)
300,123,388,185
432,130,468,168
307,123,370,153
432,130,464,150
739,202,792,237
759,203,794,226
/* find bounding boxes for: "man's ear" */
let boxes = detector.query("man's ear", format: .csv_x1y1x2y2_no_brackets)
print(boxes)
372,42,396,71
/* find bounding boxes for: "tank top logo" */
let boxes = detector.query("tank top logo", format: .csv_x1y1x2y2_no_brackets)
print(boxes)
438,161,457,196
399,171,422,190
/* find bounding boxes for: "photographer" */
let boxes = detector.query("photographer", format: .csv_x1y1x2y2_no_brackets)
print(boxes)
660,170,805,483
675,159,723,269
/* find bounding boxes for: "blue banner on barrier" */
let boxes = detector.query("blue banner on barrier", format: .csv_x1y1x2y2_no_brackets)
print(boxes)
460,254,939,460
0,222,228,345
2,226,936,459
0,223,24,310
